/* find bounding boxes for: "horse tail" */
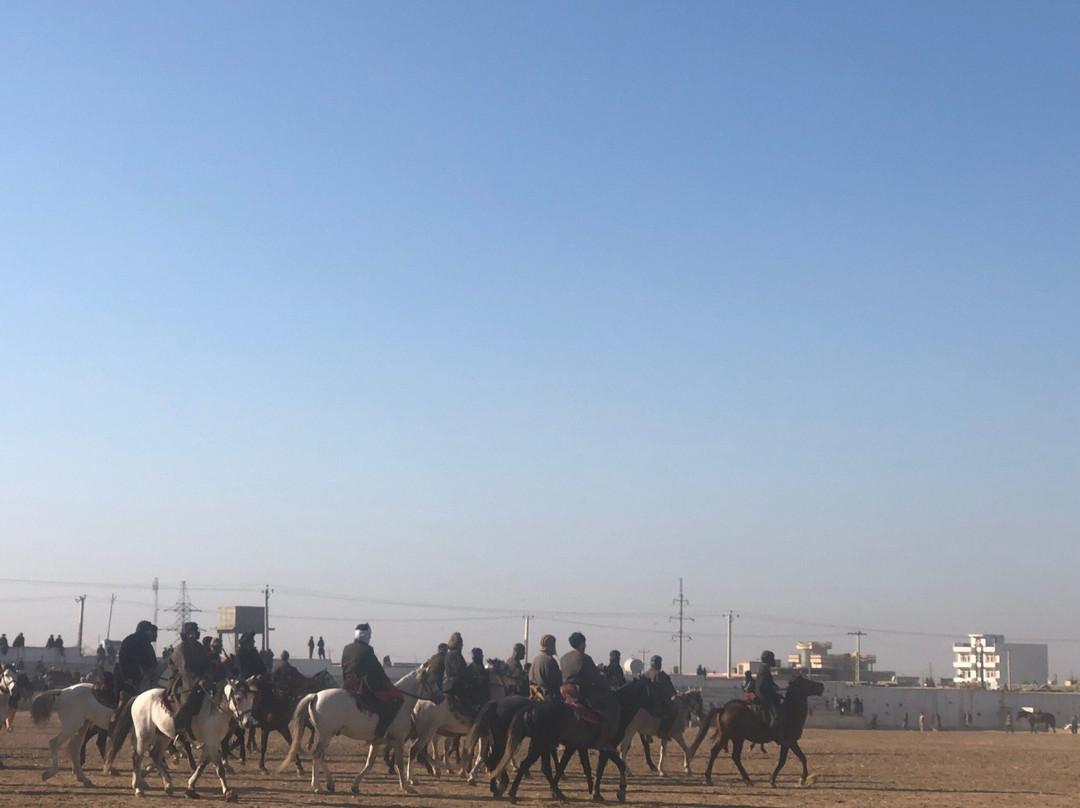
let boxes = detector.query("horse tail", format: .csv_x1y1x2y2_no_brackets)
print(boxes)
278,693,316,772
30,689,62,725
463,700,495,761
687,705,722,758
488,705,530,782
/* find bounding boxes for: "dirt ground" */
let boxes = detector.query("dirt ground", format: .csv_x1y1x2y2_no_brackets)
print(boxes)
3,718,1078,808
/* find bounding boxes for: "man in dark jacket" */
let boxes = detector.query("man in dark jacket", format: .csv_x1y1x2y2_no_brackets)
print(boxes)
341,623,402,738
560,632,619,748
605,650,626,687
168,622,214,739
104,620,159,770
528,634,562,699
233,632,268,679
442,632,473,713
505,642,529,696
643,655,677,735
753,650,782,736
466,647,490,710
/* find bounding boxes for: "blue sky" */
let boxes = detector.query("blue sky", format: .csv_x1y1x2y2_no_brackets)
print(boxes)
1,3,1077,679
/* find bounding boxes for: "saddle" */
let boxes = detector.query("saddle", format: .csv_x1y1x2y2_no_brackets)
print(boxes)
559,684,600,727
92,671,118,710
344,675,402,714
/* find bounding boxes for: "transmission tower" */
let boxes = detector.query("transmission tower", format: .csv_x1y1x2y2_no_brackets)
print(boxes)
669,578,693,674
168,581,202,639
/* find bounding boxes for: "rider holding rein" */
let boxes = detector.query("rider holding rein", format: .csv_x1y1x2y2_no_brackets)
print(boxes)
753,650,782,737
644,655,678,735
168,622,214,740
528,634,562,700
341,622,403,738
560,632,620,749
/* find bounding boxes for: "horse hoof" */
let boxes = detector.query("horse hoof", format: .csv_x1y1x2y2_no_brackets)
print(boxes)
135,789,146,798
224,789,238,802
80,778,95,787
165,786,174,796
325,782,335,793
617,791,626,804
186,787,201,798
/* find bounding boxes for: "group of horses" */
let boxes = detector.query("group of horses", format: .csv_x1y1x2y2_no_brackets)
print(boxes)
14,656,826,802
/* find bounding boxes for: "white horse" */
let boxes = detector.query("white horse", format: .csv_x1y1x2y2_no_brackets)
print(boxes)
406,660,521,785
619,688,704,776
129,677,257,800
30,682,115,785
279,666,440,795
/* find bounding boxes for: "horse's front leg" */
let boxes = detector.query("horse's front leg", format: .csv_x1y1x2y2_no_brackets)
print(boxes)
392,739,418,794
185,747,211,798
731,738,754,785
210,744,239,802
769,743,790,787
349,739,379,793
656,737,667,777
675,734,693,774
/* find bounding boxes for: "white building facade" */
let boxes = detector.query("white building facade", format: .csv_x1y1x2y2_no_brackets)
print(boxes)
953,633,1048,689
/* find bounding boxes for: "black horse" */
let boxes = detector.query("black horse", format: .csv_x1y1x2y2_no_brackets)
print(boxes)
488,677,661,803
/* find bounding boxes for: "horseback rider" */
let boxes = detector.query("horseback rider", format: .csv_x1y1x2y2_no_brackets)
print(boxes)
341,622,403,739
605,650,626,687
168,622,215,740
467,647,491,710
528,634,562,700
102,620,159,769
643,654,678,736
559,632,620,749
232,631,268,679
752,650,782,737
505,642,530,695
424,642,449,682
442,632,476,715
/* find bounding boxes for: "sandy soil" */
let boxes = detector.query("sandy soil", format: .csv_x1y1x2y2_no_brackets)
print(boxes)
2,718,1078,808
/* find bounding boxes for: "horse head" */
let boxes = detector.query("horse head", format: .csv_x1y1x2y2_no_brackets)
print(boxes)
224,677,258,729
0,665,16,695
785,674,825,703
680,688,705,719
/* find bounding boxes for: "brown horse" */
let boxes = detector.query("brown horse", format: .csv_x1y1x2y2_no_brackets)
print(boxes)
1017,709,1056,733
689,673,824,787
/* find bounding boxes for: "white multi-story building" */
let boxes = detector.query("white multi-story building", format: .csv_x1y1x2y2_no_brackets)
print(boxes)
953,633,1048,689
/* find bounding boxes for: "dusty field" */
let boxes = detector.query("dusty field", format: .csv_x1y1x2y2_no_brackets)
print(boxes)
2,718,1079,808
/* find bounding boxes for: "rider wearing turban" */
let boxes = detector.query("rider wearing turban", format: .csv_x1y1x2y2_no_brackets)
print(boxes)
559,632,620,749
753,650,782,737
341,623,403,739
529,634,562,699
643,655,678,736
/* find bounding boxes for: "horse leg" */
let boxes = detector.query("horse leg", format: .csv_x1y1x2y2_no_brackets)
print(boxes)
149,737,174,796
185,747,212,798
210,743,238,802
508,747,541,804
675,733,693,775
392,738,418,794
580,747,595,793
311,734,334,793
640,733,657,772
592,750,610,802
349,739,380,792
69,721,96,786
704,737,722,786
540,747,567,802
609,750,629,803
788,740,810,786
41,725,68,781
770,742,790,787
131,737,148,796
731,738,754,785
656,736,667,777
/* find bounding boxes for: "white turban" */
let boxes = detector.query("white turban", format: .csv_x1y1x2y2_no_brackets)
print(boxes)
355,625,372,643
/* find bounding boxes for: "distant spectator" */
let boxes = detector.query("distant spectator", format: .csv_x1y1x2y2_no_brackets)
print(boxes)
55,635,65,655
918,712,925,731
1004,712,1014,733
46,635,56,649
317,636,325,660
0,634,8,655
96,643,107,667
308,636,315,659
12,633,24,650
902,711,909,729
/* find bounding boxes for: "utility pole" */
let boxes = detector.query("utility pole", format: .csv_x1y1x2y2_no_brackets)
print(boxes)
75,595,87,655
169,581,200,640
669,578,693,674
106,593,117,640
724,611,739,678
523,615,534,658
263,584,273,652
848,631,867,684
152,577,159,627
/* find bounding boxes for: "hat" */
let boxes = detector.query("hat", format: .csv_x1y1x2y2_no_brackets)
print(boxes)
356,623,371,633
239,631,256,645
447,632,463,650
568,632,586,649
513,642,526,654
281,650,290,661
471,647,484,659
355,623,372,642
182,622,200,636
609,649,621,659
761,650,776,666
437,643,448,653
137,620,157,634
650,655,662,668
540,634,556,652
